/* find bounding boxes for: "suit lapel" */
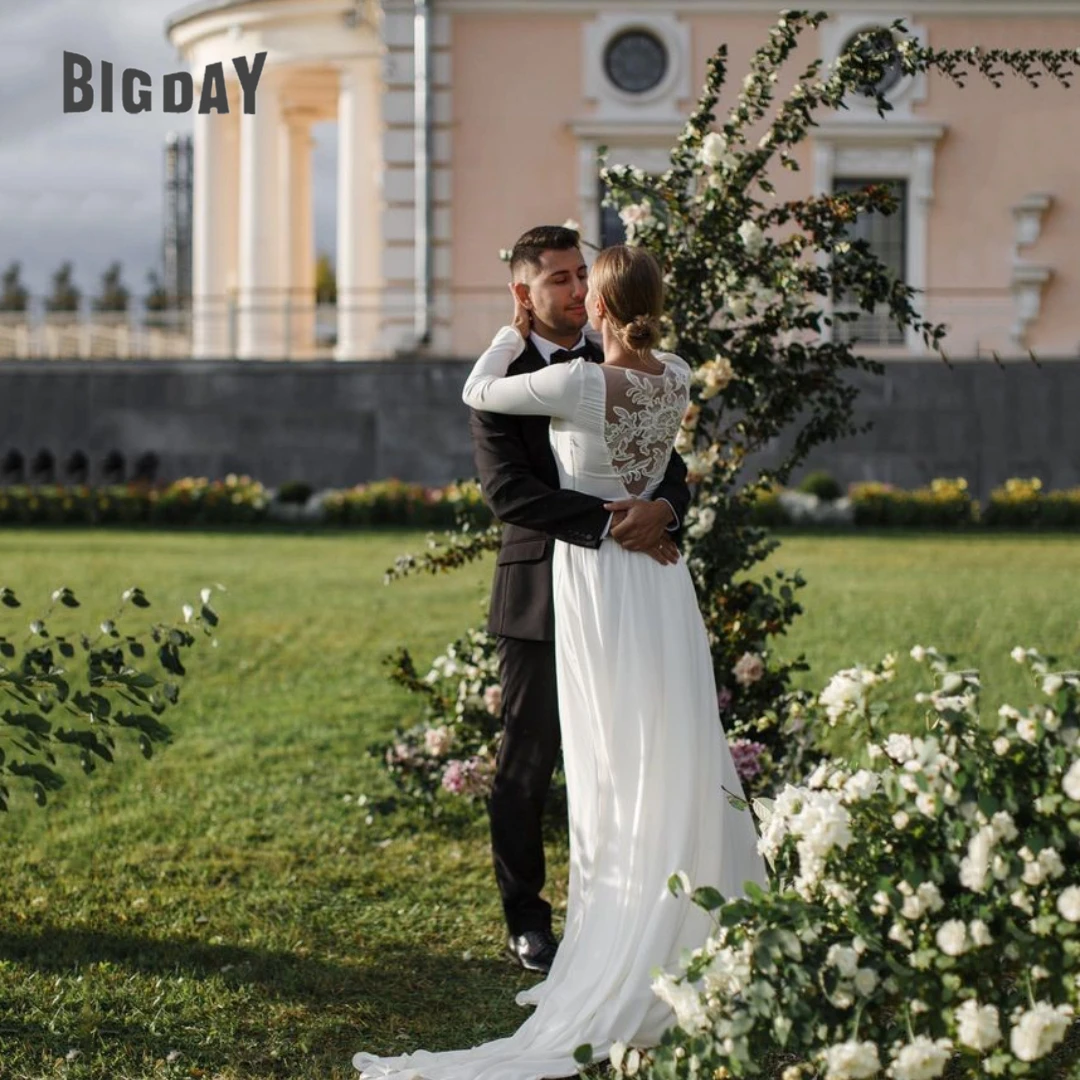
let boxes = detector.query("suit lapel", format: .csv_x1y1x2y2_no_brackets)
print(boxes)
509,339,546,377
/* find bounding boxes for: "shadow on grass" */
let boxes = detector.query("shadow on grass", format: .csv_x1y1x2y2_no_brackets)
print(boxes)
0,927,539,1076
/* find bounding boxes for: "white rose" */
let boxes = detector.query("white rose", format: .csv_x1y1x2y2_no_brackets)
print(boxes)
1043,673,1064,695
1011,646,1029,664
1063,759,1080,802
827,944,860,978
955,999,1001,1051
844,770,880,803
700,132,735,170
889,922,913,949
893,811,910,830
733,651,765,687
738,220,766,255
888,1036,952,1080
910,645,927,662
1017,717,1039,744
651,972,710,1033
820,1040,880,1080
959,827,993,893
1009,1002,1073,1062
854,967,878,996
968,919,993,947
935,919,968,957
915,792,938,817
1057,885,1080,922
993,736,1011,756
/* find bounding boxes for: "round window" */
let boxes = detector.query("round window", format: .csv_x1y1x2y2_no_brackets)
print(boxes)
603,29,669,95
843,27,905,98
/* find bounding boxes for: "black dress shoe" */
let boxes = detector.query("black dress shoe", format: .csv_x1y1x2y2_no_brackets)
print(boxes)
505,929,558,974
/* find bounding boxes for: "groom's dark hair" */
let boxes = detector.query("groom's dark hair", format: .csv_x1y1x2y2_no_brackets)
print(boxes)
509,225,581,280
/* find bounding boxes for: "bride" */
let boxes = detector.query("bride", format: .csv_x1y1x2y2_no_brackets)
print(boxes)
353,243,767,1079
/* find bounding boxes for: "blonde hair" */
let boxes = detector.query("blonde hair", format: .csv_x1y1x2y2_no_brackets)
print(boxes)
590,245,664,352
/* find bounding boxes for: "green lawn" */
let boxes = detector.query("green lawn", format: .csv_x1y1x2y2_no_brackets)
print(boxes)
0,529,1077,1080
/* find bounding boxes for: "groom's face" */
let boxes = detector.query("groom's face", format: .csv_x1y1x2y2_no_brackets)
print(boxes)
514,247,589,341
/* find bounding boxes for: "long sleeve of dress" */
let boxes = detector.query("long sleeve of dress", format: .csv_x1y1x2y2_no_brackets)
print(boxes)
462,327,584,420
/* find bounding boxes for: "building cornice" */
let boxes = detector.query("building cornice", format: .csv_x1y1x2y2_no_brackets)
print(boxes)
814,119,947,142
440,0,1080,15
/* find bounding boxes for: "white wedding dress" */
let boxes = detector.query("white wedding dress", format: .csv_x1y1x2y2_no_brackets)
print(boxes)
353,327,767,1080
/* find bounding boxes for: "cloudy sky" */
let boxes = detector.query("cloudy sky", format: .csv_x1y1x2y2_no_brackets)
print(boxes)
0,0,339,302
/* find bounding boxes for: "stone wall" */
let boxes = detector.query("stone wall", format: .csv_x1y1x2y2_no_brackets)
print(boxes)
0,357,1077,501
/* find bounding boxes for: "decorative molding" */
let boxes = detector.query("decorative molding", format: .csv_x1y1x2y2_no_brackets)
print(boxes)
1011,264,1053,345
583,12,691,119
814,120,946,355
1012,193,1053,249
571,123,678,249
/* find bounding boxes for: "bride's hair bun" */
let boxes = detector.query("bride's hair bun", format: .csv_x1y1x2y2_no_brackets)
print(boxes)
622,314,661,351
591,245,665,353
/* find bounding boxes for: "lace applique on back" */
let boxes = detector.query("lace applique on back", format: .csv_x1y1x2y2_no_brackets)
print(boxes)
599,361,689,496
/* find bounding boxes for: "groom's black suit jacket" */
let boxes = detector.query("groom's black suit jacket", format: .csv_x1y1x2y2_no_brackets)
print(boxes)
468,336,691,642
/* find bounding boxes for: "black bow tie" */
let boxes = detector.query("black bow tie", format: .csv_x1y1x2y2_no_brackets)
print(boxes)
549,346,592,365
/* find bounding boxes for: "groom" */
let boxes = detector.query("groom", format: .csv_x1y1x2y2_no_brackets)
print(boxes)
467,224,691,974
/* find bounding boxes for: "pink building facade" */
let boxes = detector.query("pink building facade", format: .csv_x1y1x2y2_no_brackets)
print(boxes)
169,0,1080,362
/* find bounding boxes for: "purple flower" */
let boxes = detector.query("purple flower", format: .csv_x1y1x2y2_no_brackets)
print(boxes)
717,686,733,713
729,738,767,783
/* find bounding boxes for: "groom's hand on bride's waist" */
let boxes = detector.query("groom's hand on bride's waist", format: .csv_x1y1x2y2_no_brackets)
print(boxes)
603,499,680,565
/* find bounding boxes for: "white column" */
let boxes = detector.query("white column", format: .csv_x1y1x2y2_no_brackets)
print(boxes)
191,105,228,358
281,110,316,358
336,59,382,360
237,75,284,359
221,107,241,356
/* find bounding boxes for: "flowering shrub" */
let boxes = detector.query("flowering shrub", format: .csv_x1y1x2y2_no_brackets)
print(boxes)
597,644,1080,1080
383,11,1078,800
850,478,978,529
0,583,222,810
983,479,1080,531
324,479,492,530
375,627,504,808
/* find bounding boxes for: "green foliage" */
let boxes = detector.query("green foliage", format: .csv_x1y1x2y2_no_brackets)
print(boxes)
44,262,80,315
798,471,844,502
0,261,29,313
275,480,315,505
91,262,130,314
0,583,222,811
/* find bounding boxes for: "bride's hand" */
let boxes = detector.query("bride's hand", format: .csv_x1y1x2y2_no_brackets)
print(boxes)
508,284,532,339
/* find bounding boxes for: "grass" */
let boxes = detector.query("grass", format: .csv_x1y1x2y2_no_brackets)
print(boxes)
0,529,1077,1079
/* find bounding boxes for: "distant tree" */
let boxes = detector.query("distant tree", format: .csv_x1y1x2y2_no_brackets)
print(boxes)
92,262,130,313
0,262,29,313
144,270,170,313
143,269,171,329
315,253,337,305
44,263,80,314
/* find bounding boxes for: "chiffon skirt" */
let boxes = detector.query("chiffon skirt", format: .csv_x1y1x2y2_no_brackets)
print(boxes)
353,541,767,1079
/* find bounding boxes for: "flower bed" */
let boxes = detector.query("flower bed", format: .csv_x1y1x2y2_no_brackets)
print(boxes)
0,475,1076,531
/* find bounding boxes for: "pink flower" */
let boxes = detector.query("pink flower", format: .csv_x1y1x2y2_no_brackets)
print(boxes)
423,725,453,757
717,686,733,713
733,652,765,687
441,755,497,798
483,685,503,717
729,738,767,783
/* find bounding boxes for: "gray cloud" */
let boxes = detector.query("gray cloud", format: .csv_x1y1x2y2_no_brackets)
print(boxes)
0,0,341,298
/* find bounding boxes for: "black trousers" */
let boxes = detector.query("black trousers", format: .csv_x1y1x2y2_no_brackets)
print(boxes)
488,634,561,936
